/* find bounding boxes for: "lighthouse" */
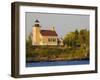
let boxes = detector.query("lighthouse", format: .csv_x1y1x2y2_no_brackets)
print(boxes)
32,19,41,45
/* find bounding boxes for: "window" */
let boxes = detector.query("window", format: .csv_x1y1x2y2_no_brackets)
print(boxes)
48,38,51,42
53,38,56,42
48,38,56,42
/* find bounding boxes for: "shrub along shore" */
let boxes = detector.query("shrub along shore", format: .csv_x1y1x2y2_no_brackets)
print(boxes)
26,46,89,62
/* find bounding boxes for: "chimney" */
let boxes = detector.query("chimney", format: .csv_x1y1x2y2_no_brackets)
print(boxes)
51,26,55,31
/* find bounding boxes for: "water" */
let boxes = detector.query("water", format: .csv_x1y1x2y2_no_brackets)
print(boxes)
26,60,89,67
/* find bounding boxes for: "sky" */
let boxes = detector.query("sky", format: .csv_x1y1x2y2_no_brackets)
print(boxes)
25,12,89,38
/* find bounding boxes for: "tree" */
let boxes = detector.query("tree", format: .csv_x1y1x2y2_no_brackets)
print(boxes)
26,33,32,47
63,29,89,48
63,32,76,47
79,29,89,48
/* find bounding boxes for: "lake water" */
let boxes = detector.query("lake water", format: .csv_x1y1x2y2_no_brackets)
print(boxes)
26,60,89,67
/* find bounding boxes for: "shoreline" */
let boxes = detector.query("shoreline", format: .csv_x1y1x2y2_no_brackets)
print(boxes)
26,57,89,63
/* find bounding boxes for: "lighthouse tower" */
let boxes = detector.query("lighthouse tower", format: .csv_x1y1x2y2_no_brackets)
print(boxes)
32,19,41,45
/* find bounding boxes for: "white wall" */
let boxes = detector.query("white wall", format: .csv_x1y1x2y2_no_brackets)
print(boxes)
0,0,99,80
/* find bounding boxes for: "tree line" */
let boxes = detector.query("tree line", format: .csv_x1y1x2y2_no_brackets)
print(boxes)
63,29,89,49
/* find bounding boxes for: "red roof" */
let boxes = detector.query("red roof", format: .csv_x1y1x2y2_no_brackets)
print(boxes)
40,30,58,36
